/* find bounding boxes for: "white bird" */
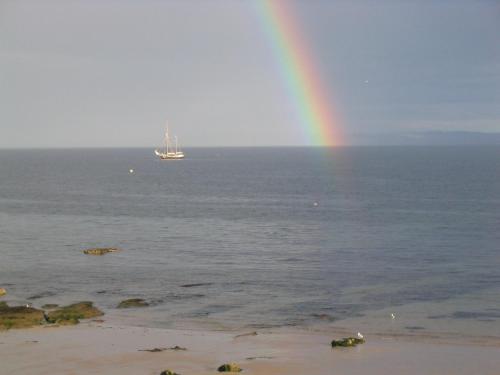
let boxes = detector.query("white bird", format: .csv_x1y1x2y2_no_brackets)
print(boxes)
25,303,32,308
357,332,364,339
313,202,319,207
391,313,396,319
129,169,134,174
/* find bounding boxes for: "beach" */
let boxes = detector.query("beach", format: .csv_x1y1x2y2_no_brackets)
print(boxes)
2,321,500,375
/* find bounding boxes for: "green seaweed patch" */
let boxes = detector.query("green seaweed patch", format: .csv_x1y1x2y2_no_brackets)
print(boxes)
160,370,180,375
331,337,365,348
0,303,46,330
41,304,59,309
218,363,242,372
83,248,119,255
46,301,103,325
117,298,149,308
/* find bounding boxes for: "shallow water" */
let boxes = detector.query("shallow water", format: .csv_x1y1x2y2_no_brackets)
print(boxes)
1,146,499,337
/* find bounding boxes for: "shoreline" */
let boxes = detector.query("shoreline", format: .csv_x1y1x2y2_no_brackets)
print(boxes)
3,297,500,348
2,321,500,375
89,309,500,348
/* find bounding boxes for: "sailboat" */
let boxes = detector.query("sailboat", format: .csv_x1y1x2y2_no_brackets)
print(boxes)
154,123,185,160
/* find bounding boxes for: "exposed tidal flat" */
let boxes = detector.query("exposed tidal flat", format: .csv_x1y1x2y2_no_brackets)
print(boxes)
1,147,500,373
2,323,500,375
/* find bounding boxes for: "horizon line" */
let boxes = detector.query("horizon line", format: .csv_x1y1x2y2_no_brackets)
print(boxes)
1,144,500,151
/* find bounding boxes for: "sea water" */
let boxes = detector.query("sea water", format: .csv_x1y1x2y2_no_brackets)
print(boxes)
1,146,499,338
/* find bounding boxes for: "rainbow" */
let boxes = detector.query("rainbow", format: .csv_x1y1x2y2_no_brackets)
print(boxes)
256,0,343,146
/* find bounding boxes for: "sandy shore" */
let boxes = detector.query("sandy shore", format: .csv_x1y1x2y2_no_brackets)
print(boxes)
2,322,500,375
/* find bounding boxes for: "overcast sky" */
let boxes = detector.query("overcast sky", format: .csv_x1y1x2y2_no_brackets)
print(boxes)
0,0,499,147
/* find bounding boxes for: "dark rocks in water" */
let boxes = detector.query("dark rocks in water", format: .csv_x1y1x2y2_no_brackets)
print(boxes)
331,337,365,348
0,302,46,329
0,288,6,296
1,301,103,329
180,283,212,288
160,370,180,375
217,363,242,372
46,301,103,325
117,298,149,308
41,304,59,309
83,248,119,255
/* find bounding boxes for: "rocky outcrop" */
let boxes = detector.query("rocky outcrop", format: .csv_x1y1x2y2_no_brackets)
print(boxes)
168,345,187,351
140,345,187,352
160,370,180,375
331,337,365,347
117,298,149,308
0,302,46,329
46,301,103,325
83,248,119,255
217,363,242,372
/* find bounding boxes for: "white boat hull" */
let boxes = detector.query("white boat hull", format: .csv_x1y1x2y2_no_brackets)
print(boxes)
155,149,185,159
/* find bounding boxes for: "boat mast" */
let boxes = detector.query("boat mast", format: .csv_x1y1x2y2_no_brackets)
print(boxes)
175,136,178,154
165,122,169,154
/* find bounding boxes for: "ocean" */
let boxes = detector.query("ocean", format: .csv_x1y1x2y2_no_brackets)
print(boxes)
1,146,499,338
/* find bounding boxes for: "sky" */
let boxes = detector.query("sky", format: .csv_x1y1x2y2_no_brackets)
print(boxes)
0,0,499,148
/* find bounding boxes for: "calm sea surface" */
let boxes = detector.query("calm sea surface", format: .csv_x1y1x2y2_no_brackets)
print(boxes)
1,147,499,337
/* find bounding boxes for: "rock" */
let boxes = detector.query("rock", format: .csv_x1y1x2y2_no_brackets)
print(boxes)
83,248,119,255
140,345,187,352
217,363,242,372
160,370,180,375
117,298,149,308
0,288,6,296
0,302,46,329
41,304,59,309
168,345,187,351
46,301,103,325
331,337,366,348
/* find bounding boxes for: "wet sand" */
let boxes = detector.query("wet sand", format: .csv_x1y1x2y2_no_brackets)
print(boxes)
2,322,500,375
